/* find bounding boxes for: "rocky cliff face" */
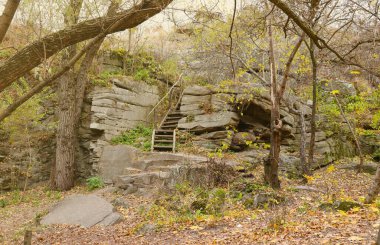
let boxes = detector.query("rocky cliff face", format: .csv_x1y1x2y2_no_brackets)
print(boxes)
0,76,161,191
77,77,160,178
177,84,356,173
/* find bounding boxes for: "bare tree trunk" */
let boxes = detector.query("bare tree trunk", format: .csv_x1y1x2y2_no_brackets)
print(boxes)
299,108,309,175
54,1,119,190
0,0,20,44
265,19,281,189
332,92,364,171
263,12,304,188
54,0,84,190
377,225,380,245
365,167,380,204
55,74,77,190
308,39,317,168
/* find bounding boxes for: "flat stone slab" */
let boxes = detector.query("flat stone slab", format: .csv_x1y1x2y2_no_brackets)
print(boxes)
41,194,121,228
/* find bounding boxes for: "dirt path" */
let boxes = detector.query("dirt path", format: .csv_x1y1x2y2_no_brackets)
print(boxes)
1,165,380,244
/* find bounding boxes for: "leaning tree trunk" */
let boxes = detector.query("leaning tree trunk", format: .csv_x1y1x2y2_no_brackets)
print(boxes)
365,166,380,204
0,0,173,92
264,19,281,189
332,92,364,171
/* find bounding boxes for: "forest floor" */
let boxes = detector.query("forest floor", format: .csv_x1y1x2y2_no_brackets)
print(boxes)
1,157,379,245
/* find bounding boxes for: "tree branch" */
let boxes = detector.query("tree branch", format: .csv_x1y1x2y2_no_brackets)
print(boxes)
0,0,173,92
278,34,304,99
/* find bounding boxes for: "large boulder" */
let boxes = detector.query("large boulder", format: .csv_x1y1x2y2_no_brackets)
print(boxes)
99,145,139,184
41,194,122,228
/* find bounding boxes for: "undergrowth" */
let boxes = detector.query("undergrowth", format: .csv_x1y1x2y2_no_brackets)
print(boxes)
111,124,153,151
137,158,274,230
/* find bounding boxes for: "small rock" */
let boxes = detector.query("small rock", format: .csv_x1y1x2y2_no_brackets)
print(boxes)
319,200,362,212
253,193,283,209
112,197,129,209
114,176,135,189
94,186,117,195
138,223,156,234
123,185,138,195
337,163,379,175
294,185,325,193
333,201,362,211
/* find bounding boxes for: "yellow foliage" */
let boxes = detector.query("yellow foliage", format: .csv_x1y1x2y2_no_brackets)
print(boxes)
326,165,336,173
303,175,315,184
349,70,361,75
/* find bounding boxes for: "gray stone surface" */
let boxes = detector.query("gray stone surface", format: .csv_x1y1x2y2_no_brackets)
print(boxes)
88,77,160,141
183,85,212,96
41,194,121,228
99,145,139,183
98,145,210,192
178,111,239,131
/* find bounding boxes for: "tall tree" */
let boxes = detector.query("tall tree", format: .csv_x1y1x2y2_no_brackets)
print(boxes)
307,0,320,171
53,0,84,190
53,0,120,190
264,10,304,188
265,16,281,188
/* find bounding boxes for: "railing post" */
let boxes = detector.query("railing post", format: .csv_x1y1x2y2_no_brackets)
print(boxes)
153,109,157,129
151,129,155,152
173,129,176,153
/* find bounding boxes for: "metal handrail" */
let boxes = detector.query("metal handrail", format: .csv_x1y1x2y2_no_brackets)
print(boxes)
147,73,183,118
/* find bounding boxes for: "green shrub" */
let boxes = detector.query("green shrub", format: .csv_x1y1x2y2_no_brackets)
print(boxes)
373,148,380,162
111,124,153,151
86,176,104,190
133,68,150,81
0,199,7,208
90,70,122,87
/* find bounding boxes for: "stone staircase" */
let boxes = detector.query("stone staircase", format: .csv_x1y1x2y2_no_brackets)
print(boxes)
151,95,184,152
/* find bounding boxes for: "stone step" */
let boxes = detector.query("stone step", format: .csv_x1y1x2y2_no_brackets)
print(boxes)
124,167,143,175
147,165,180,173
